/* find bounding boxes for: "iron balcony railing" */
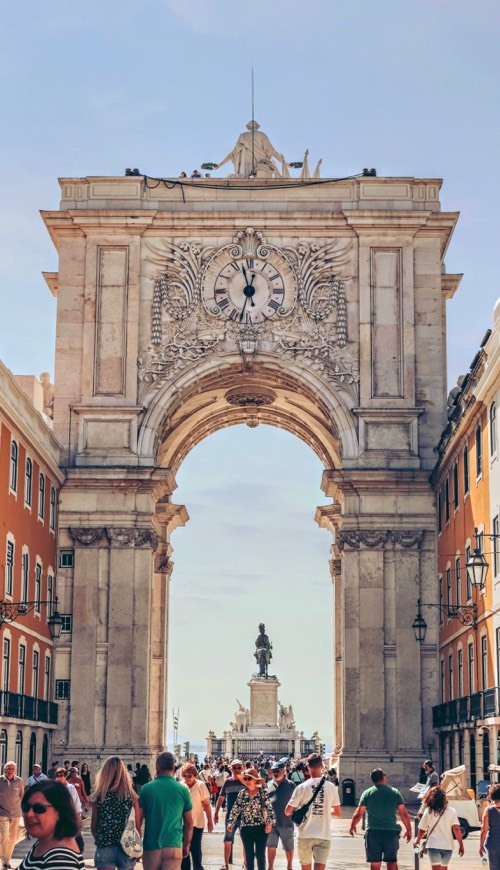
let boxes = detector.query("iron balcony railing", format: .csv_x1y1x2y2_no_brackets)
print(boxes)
0,690,58,725
433,687,500,729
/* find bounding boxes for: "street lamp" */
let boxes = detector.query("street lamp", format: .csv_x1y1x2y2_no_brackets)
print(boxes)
412,597,477,644
0,595,64,640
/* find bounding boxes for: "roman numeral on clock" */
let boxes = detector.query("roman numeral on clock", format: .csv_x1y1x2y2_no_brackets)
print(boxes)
218,297,230,310
267,299,281,312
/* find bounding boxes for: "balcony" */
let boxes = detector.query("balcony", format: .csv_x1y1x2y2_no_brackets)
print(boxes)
0,691,58,725
433,687,500,728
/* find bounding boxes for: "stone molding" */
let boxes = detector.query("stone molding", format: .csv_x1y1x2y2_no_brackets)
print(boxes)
153,551,171,573
338,529,425,550
69,527,158,549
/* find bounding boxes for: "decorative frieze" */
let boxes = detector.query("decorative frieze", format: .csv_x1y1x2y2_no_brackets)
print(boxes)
391,530,424,549
338,529,425,550
69,527,105,546
69,527,158,548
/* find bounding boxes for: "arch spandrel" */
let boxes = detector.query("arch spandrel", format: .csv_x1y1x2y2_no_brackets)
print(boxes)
137,353,359,473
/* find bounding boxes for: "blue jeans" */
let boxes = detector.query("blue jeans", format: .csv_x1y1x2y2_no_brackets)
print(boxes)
95,844,137,869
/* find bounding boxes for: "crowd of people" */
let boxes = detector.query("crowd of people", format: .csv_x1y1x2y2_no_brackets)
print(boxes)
2,752,500,870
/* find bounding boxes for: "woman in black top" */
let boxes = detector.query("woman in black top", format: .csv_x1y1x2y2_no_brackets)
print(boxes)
91,756,140,870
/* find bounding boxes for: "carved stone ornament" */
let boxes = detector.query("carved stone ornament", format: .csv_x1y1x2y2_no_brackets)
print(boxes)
225,388,276,408
338,530,389,550
391,530,425,549
69,527,105,546
139,230,358,402
154,551,170,573
107,528,159,549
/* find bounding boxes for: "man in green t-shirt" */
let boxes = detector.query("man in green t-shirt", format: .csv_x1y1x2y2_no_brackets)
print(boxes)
349,768,412,870
138,751,193,870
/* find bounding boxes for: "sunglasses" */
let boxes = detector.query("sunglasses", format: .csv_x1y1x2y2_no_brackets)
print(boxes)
23,802,50,814
272,770,283,775
232,766,243,770
243,775,257,781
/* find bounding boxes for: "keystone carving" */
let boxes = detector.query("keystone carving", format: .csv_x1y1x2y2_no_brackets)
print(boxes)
107,528,159,549
69,527,105,546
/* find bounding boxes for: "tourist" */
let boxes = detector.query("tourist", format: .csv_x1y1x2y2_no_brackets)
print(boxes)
54,768,84,853
267,762,295,870
214,759,245,870
349,768,412,870
286,753,341,870
179,172,187,178
415,785,464,869
227,768,275,870
138,751,193,870
190,170,201,179
480,783,500,868
180,763,213,870
91,755,140,870
290,762,305,785
27,765,48,788
47,763,58,781
198,764,212,791
134,764,152,793
423,760,439,792
67,767,89,812
81,763,92,799
19,780,84,869
0,761,24,870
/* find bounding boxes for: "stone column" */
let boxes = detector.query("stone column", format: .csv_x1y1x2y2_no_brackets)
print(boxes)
463,729,471,787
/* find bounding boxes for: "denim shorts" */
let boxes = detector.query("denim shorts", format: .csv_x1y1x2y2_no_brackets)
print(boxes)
427,848,453,866
95,844,137,869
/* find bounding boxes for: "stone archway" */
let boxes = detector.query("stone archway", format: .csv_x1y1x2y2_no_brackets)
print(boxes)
44,172,459,789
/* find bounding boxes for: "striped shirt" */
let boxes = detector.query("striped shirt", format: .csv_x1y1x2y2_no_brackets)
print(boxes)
19,845,85,869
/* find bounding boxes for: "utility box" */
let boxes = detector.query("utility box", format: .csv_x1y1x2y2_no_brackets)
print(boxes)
342,777,355,806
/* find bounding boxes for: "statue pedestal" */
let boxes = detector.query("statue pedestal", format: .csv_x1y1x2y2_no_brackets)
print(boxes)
248,675,280,735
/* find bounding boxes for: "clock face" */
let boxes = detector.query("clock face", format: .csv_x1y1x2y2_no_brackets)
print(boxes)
201,250,297,324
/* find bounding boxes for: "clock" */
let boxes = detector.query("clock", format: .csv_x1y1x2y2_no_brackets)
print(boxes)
201,248,297,324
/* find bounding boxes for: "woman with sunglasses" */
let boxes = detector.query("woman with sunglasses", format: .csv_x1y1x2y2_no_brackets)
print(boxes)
180,763,213,870
19,779,84,868
227,768,275,870
91,756,141,870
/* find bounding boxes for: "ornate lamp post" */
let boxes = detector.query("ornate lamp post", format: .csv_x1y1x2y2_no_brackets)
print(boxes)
412,597,477,644
0,596,63,640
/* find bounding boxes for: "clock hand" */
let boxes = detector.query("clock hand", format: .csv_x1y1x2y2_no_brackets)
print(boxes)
239,296,248,322
242,264,249,285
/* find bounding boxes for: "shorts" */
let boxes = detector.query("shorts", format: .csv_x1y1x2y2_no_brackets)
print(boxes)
297,837,331,865
364,830,399,863
224,819,240,843
95,844,137,869
427,848,453,866
267,825,294,852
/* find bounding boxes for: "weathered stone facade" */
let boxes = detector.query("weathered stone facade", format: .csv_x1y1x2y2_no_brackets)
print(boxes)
43,172,460,788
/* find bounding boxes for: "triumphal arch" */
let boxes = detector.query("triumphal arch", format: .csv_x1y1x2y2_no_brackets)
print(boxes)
43,123,460,786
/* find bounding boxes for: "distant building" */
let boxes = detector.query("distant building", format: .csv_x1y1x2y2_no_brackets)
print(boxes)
431,300,500,790
0,362,64,775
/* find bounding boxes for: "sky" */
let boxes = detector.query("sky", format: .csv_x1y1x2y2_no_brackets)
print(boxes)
1,0,500,748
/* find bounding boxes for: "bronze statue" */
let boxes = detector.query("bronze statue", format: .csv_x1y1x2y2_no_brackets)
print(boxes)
254,622,272,677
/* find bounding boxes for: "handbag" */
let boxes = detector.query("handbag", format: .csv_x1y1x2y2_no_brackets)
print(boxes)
120,804,143,858
291,776,326,827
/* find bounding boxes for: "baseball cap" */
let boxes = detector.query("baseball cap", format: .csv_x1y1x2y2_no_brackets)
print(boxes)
271,762,285,771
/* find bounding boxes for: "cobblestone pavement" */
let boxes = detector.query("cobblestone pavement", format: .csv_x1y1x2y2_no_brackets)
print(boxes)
11,807,483,869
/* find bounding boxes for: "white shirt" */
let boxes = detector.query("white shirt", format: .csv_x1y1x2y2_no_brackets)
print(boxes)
419,806,458,850
287,777,340,839
183,780,209,828
65,781,82,814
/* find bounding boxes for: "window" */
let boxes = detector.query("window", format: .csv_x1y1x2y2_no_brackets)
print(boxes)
35,564,41,613
468,642,475,694
491,402,497,456
49,487,56,531
453,461,459,509
493,515,500,577
446,567,452,610
18,644,25,695
21,552,29,602
458,648,464,697
10,440,18,492
38,473,45,519
55,679,71,700
439,576,443,623
440,660,445,702
481,635,488,690
476,424,482,476
59,550,74,569
2,638,10,692
32,650,39,698
445,477,450,523
44,656,50,702
0,731,7,769
5,539,14,596
60,615,73,634
25,458,32,506
15,732,22,775
438,492,443,534
463,446,470,494
466,546,472,600
47,575,53,618
455,557,461,607
448,654,454,700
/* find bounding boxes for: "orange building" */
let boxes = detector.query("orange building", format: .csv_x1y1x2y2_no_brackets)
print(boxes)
431,311,499,792
0,361,64,777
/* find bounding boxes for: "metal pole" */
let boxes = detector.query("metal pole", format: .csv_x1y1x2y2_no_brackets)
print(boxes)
251,67,255,175
414,814,420,870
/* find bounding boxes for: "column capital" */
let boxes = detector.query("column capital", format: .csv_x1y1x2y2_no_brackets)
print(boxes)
69,527,106,546
107,528,159,548
338,529,389,550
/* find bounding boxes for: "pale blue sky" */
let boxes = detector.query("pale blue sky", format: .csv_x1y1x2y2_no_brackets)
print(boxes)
1,0,499,746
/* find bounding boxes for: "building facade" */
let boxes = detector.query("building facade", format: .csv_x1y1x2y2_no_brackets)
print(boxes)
0,363,64,776
432,299,500,789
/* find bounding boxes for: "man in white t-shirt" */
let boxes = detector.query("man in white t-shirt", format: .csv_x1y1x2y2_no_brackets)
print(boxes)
285,753,341,870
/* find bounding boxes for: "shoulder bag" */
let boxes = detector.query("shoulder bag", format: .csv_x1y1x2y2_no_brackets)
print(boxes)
291,776,326,827
120,803,143,858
